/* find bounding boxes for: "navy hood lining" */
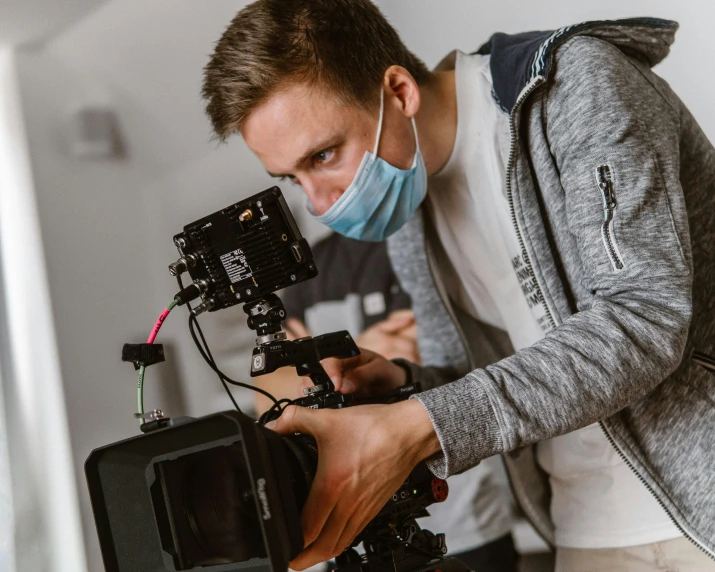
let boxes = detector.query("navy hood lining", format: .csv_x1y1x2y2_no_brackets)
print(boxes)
474,18,679,114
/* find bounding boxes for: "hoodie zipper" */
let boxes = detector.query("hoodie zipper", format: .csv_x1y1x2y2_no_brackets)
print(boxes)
599,422,715,561
505,77,558,333
500,77,560,546
596,165,625,270
422,236,555,548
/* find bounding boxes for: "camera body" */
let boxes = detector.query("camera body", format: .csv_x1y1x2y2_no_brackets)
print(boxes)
86,407,449,572
86,411,298,572
85,188,463,572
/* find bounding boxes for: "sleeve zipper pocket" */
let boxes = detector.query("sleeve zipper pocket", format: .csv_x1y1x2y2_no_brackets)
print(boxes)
596,165,625,270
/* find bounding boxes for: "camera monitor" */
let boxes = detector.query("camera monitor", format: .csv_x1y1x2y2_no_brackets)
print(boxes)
169,186,317,314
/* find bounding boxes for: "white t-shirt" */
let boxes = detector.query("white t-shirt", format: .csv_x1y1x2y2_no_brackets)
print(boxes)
427,49,681,549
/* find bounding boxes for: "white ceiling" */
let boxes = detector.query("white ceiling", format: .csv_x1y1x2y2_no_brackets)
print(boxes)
0,0,108,46
46,0,253,177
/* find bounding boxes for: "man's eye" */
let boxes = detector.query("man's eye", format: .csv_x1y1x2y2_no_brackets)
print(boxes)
314,148,334,163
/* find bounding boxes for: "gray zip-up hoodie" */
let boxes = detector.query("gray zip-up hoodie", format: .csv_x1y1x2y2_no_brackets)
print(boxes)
387,18,715,556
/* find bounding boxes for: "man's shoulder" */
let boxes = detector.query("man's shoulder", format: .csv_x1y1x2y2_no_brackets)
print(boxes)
481,19,677,113
550,35,633,79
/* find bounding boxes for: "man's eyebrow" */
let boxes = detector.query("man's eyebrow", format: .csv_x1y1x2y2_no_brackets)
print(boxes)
266,135,343,178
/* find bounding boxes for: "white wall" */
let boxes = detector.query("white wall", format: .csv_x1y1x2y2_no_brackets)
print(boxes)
15,3,327,570
0,0,106,46
15,48,168,571
0,48,86,572
378,0,715,141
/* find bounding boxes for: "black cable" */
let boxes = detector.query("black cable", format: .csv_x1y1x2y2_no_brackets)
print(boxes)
187,313,242,412
177,274,241,411
258,398,295,426
176,275,288,415
188,314,279,405
176,275,279,407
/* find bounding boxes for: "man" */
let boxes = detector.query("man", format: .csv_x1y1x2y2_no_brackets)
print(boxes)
203,2,715,571
253,232,518,572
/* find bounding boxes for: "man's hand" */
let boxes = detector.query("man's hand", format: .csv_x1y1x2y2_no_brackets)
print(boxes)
299,348,408,398
266,399,441,570
355,310,420,364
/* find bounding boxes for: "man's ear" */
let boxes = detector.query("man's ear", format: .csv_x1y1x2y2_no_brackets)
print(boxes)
383,65,421,119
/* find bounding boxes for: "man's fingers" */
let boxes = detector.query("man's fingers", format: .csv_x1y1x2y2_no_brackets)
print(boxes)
293,490,383,570
341,357,405,396
376,310,415,334
292,488,370,570
292,500,346,569
399,321,418,340
386,309,415,322
320,354,365,392
267,405,317,435
335,510,374,559
297,467,341,547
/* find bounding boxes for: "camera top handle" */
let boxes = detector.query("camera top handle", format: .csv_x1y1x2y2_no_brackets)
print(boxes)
244,292,361,406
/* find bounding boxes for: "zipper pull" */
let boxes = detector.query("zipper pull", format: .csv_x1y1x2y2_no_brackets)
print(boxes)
597,166,617,209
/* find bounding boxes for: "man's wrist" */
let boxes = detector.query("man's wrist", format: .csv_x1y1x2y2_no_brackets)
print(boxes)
390,399,442,463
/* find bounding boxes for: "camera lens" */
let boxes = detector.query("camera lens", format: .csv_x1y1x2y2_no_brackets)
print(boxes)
183,447,265,563
154,443,267,568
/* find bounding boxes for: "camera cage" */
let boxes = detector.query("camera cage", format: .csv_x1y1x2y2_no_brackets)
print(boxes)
86,187,470,572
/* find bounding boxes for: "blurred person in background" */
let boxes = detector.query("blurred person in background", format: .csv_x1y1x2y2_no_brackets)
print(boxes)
254,232,518,572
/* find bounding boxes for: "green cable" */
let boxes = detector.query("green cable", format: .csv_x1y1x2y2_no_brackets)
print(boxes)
137,298,179,426
137,365,146,426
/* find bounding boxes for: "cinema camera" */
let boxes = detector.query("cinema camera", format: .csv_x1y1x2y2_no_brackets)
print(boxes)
85,187,469,572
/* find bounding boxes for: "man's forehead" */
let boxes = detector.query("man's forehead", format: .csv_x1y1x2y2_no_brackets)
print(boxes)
249,83,344,129
242,84,364,167
244,110,341,169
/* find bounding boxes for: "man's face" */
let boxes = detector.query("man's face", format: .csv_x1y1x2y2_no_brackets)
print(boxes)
242,81,416,216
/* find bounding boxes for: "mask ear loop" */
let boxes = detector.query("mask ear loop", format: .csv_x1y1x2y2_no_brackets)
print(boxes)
411,116,420,153
374,87,421,167
371,89,386,160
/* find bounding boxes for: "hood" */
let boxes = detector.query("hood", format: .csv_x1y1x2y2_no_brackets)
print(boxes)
475,17,679,113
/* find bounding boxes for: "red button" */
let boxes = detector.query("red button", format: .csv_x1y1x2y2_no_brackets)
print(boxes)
431,477,449,502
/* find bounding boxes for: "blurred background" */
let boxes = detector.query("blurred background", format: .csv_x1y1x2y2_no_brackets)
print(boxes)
0,1,712,571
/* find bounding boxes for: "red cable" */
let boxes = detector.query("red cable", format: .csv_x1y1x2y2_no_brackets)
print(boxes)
147,305,173,344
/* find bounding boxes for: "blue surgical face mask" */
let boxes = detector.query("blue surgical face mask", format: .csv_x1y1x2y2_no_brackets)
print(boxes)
311,89,427,242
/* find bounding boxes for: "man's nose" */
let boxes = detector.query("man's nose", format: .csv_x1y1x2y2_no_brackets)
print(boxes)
302,179,337,216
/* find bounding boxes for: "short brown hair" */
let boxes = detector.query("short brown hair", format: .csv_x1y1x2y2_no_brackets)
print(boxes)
202,0,432,140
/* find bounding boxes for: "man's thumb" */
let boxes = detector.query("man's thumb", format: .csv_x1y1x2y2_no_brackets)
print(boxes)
265,405,314,435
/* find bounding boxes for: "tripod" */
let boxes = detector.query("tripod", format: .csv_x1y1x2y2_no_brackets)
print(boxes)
337,516,472,572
